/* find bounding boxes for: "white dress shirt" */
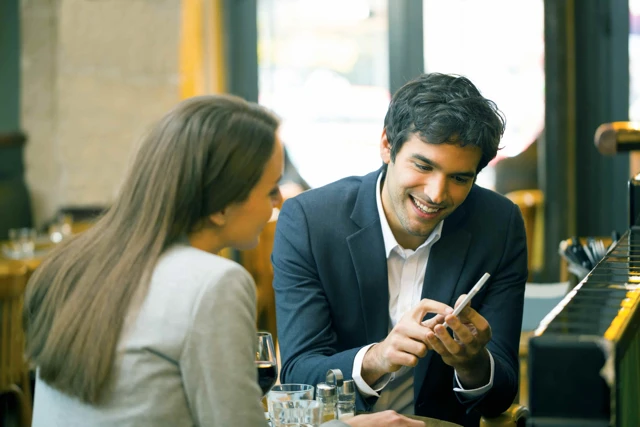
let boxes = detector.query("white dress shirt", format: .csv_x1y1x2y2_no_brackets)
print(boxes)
351,172,495,415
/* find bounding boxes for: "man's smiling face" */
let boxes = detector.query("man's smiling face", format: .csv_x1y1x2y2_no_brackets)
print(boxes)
380,130,481,250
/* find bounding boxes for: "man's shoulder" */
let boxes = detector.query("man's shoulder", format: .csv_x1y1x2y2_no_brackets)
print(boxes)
467,185,517,214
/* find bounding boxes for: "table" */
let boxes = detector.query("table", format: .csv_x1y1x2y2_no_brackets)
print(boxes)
357,412,461,427
406,414,462,426
0,238,54,275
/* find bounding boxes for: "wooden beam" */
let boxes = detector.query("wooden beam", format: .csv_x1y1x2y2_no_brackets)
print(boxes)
179,0,227,98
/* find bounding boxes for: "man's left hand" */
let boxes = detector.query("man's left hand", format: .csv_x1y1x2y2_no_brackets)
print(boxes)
424,294,492,389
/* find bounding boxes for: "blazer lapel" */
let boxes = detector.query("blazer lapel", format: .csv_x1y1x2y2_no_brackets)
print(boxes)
414,205,471,397
347,227,389,343
347,169,389,343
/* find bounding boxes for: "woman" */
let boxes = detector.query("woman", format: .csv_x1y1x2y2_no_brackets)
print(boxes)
24,95,421,426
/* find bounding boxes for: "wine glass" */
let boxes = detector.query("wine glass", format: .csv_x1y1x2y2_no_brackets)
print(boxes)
256,331,278,397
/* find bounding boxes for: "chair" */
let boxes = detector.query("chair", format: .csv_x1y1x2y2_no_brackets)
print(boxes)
478,282,569,427
480,403,530,427
479,280,570,426
0,260,32,426
505,189,544,280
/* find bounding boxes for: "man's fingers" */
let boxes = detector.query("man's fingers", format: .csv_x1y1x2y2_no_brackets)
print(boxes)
454,293,467,308
382,345,421,368
409,298,453,322
450,298,485,333
434,323,462,354
452,293,474,317
398,318,435,344
457,304,480,323
403,338,429,359
421,313,446,329
445,315,476,345
386,333,430,362
444,313,492,353
455,308,492,343
426,329,448,356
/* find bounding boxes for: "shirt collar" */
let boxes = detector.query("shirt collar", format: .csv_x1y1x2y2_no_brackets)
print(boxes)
375,171,444,258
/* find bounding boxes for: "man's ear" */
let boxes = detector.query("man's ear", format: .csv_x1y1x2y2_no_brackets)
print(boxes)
208,210,226,227
380,128,392,165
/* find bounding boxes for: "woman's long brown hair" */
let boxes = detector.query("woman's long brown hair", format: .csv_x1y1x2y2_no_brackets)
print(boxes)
23,94,279,403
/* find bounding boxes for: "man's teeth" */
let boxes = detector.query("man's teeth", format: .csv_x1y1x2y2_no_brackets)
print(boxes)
412,197,440,213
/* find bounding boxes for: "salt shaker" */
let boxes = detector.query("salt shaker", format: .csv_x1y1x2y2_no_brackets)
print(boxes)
316,382,337,421
337,379,356,420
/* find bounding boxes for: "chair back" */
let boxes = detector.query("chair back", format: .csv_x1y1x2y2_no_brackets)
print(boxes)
0,260,29,391
505,189,544,279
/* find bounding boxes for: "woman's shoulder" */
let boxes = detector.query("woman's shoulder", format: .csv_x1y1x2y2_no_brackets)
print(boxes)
158,243,248,277
151,244,254,300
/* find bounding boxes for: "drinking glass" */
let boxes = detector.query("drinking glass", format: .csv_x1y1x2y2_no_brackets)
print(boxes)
270,400,322,427
267,384,315,424
8,227,37,258
256,331,278,397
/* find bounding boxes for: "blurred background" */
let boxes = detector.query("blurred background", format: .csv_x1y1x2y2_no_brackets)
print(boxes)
0,0,639,283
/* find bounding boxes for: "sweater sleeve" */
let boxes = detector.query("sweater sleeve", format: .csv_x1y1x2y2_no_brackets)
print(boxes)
180,265,268,427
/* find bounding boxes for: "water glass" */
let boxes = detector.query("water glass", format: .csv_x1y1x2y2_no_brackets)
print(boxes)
270,400,322,427
267,384,314,423
8,227,37,258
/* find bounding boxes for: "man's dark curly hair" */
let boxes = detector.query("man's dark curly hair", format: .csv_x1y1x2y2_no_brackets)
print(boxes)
384,73,506,173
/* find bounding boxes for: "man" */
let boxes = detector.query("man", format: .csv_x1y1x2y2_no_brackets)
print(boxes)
272,73,527,427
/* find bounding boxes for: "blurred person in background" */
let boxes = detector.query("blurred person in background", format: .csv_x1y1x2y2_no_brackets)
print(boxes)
281,145,311,196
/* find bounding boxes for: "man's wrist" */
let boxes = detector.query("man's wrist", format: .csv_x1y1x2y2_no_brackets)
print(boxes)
353,344,385,397
361,344,387,385
454,348,491,388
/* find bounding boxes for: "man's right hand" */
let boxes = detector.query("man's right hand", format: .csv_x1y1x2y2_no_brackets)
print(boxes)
343,410,426,427
361,299,452,385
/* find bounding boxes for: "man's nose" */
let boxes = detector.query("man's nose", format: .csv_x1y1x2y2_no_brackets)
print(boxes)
425,175,447,205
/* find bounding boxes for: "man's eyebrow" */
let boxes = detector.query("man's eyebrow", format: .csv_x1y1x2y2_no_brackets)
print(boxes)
410,154,476,177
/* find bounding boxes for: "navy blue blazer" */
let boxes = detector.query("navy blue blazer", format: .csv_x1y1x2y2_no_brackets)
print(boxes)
272,169,527,427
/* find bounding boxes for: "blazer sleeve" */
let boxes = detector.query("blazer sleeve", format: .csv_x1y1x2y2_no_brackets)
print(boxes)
180,266,268,427
459,203,528,417
272,198,367,405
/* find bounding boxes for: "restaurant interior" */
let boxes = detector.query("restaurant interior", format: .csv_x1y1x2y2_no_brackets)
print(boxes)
1,0,639,426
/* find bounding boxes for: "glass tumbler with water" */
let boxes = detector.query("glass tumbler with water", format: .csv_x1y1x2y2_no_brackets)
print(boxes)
267,384,315,425
270,399,322,427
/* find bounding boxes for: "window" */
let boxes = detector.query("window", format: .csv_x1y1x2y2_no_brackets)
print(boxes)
257,0,390,188
423,0,545,192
